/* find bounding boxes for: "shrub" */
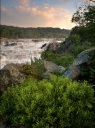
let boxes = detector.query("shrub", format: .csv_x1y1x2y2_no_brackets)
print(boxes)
41,51,58,62
71,45,85,57
55,54,74,68
21,58,46,79
41,51,74,68
0,76,95,128
69,34,81,46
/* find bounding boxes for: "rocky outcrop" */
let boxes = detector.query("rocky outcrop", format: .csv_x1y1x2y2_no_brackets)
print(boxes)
45,38,76,54
0,63,26,95
46,42,60,53
64,47,95,80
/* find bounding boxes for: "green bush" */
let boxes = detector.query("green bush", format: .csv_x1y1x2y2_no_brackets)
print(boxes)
21,59,46,79
41,51,74,68
69,34,81,46
41,51,58,62
71,45,85,57
0,76,95,128
55,54,74,68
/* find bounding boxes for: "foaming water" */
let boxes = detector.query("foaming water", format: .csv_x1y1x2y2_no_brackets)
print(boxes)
0,38,64,69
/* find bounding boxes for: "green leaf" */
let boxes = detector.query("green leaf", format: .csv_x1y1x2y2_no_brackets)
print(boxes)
87,103,92,108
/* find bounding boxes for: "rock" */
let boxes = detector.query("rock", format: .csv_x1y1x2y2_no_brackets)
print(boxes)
46,42,60,53
41,43,47,49
0,63,26,95
43,60,59,72
41,43,49,50
44,60,65,73
41,72,52,79
4,41,17,46
56,38,73,53
64,47,95,80
42,60,65,79
73,48,95,65
56,66,66,73
64,65,80,79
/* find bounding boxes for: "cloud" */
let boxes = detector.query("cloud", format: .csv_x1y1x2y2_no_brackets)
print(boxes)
1,7,14,16
18,0,29,6
1,4,75,29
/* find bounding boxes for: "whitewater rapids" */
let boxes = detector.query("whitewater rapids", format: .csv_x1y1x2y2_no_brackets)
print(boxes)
0,38,64,69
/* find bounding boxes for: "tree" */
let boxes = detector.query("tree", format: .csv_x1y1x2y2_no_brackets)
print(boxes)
72,4,95,26
72,2,95,43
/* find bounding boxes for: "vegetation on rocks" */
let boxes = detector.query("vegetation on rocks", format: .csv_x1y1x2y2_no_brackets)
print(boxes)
0,76,95,128
41,51,75,68
41,2,95,84
21,59,46,79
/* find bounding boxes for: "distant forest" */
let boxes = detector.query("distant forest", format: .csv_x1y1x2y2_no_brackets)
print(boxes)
0,25,71,39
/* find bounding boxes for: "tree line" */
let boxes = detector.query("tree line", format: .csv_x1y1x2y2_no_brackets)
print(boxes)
0,25,70,39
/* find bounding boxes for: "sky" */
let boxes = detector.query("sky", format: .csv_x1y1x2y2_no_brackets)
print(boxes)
1,0,94,29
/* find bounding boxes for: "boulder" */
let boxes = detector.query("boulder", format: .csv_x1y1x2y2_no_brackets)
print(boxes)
43,60,65,73
56,66,66,73
64,65,80,79
44,60,59,72
46,42,60,53
41,43,47,49
0,63,26,95
64,47,95,80
42,60,65,79
56,38,73,53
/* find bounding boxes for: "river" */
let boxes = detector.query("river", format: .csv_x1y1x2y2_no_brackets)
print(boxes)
0,38,65,69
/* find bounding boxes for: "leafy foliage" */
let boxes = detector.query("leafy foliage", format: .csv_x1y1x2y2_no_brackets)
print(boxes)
41,51,74,68
72,4,95,43
0,76,95,128
69,34,81,46
21,59,46,79
72,4,95,26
